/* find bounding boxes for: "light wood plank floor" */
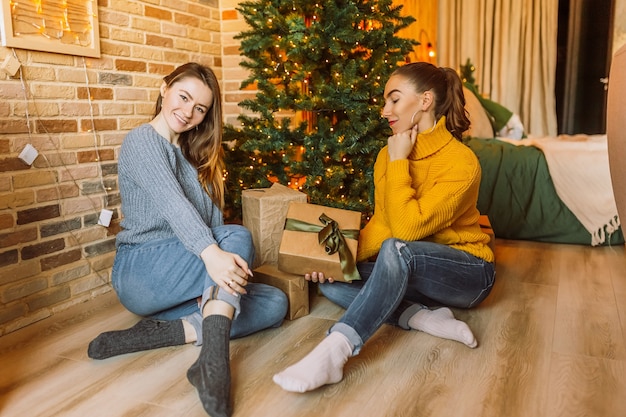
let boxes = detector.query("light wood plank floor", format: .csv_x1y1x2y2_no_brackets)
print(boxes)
1,239,626,417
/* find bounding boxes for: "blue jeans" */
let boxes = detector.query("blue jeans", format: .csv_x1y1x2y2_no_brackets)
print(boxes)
319,239,495,354
111,224,288,344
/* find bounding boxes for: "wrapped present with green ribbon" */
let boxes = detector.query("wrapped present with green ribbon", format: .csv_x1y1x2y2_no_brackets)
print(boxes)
278,202,361,282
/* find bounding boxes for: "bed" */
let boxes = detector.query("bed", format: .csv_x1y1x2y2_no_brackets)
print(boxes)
463,135,623,246
462,87,624,246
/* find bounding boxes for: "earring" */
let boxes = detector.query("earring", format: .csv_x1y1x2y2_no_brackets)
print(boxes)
411,110,420,124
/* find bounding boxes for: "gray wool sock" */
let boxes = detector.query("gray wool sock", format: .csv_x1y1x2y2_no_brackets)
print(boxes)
187,314,232,417
87,318,186,360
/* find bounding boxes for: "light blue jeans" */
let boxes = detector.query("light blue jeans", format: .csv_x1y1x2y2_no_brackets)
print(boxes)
319,238,495,354
111,224,288,345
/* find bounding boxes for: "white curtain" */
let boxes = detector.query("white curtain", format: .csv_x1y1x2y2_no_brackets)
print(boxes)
437,0,559,136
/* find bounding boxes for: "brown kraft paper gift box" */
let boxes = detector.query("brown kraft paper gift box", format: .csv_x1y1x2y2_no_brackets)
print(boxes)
278,202,361,283
242,183,308,268
252,264,309,320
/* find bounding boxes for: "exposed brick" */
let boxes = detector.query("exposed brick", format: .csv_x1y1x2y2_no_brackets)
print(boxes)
51,262,90,286
0,213,14,230
37,184,80,203
0,120,30,134
222,10,238,20
35,119,78,133
106,193,121,206
0,260,40,284
145,5,173,20
17,204,61,225
0,227,38,248
0,157,32,172
98,9,131,26
0,83,25,100
99,41,132,57
83,212,100,227
99,72,133,86
101,163,118,176
84,238,116,257
0,303,27,326
175,13,200,26
27,286,71,311
59,165,98,182
40,217,82,238
61,133,98,150
77,87,114,100
116,60,147,72
13,170,57,189
63,197,102,216
0,190,35,210
57,102,98,117
146,34,174,48
21,238,65,260
71,272,110,295
81,179,116,195
31,84,75,99
76,149,115,164
115,87,149,101
0,139,9,153
40,248,82,271
80,118,118,132
36,152,77,168
1,277,48,303
0,249,18,268
89,252,116,272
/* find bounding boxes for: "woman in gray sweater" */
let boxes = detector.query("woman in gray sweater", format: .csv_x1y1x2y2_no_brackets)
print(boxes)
87,63,288,417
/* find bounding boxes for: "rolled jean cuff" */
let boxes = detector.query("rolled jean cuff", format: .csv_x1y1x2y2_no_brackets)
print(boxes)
182,311,203,346
398,304,426,330
200,285,241,318
329,322,362,355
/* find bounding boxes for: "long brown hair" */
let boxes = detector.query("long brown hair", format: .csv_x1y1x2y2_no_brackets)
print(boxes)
154,63,225,207
392,62,470,140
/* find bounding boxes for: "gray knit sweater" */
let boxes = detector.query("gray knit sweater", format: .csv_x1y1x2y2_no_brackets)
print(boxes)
115,123,223,256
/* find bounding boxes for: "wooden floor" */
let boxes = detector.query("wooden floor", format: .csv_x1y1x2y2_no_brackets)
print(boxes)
1,238,626,417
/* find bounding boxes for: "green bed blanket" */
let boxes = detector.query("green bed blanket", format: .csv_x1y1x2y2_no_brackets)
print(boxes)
464,137,624,245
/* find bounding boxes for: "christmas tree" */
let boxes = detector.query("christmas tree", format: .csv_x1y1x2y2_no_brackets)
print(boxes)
223,0,417,220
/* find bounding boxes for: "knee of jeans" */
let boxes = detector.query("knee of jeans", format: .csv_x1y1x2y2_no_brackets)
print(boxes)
269,288,288,324
232,225,255,262
380,238,404,258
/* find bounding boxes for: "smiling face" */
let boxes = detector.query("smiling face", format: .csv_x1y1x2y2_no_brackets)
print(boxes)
158,76,213,137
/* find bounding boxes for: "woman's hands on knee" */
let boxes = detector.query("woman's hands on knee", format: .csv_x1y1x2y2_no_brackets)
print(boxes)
201,244,252,296
305,272,334,283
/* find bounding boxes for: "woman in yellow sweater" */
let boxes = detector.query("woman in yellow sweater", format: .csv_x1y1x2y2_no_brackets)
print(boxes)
273,62,496,393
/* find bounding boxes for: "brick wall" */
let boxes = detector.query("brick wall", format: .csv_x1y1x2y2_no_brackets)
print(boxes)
0,0,250,336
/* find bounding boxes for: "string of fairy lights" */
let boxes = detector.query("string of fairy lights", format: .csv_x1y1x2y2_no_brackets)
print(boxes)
8,0,96,46
226,2,390,207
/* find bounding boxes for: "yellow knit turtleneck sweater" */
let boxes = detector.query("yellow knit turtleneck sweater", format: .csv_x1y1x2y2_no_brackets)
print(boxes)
357,117,494,263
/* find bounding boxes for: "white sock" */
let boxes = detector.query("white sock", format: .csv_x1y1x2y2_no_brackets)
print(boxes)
408,307,478,348
273,331,353,393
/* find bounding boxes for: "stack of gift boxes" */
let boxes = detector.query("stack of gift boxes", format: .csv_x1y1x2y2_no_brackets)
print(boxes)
242,183,495,321
242,183,361,320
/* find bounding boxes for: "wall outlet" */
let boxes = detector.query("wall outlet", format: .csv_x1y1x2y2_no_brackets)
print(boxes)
1,55,21,77
19,144,39,165
98,209,114,227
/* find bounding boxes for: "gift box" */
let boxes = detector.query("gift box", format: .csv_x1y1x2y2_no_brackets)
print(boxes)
278,202,361,282
252,264,309,320
242,183,308,268
479,215,496,255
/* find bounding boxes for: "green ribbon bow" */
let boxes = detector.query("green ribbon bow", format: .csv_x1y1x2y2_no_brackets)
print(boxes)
284,213,361,282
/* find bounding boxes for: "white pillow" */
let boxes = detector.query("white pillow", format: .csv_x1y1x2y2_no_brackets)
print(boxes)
462,86,494,138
